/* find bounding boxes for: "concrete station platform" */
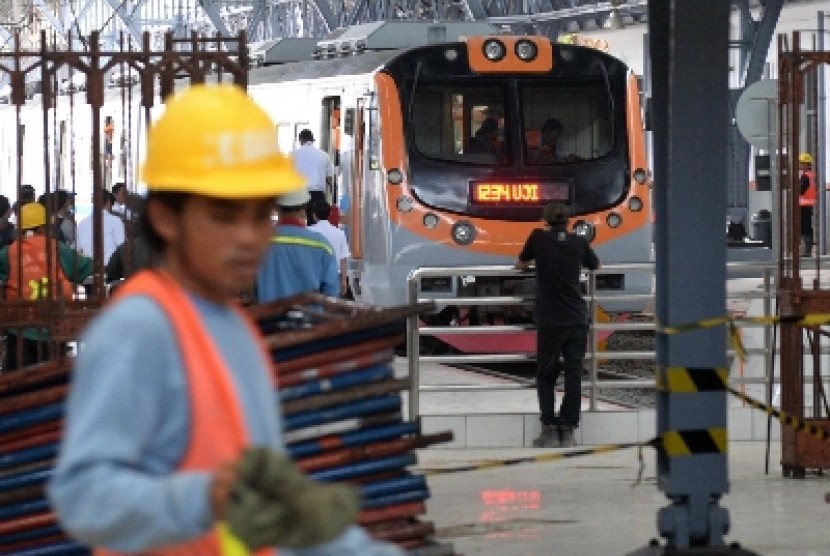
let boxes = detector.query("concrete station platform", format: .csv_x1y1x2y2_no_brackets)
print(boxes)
397,357,778,450
399,275,830,554
415,440,830,556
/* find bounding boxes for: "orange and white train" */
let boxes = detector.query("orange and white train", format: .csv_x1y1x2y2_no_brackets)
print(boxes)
248,22,652,310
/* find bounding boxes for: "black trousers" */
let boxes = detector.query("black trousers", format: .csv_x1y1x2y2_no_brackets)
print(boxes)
536,324,588,427
801,206,814,253
306,190,327,225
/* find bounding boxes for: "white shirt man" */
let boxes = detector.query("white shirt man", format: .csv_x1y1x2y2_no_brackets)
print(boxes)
291,129,334,195
76,190,126,263
308,199,351,296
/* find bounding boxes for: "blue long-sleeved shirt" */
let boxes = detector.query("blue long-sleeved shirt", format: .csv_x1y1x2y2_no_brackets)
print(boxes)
257,224,339,303
47,291,403,556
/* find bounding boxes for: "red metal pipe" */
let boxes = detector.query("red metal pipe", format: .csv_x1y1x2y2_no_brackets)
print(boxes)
274,335,401,375
0,512,56,536
357,501,426,526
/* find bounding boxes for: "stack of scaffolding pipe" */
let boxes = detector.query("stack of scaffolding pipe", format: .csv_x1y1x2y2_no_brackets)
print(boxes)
0,358,89,555
251,294,456,556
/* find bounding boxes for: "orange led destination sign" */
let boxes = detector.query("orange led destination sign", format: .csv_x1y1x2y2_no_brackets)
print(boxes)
470,181,569,205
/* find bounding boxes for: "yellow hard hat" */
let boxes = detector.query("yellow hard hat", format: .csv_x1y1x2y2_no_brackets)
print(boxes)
19,202,46,230
141,84,306,198
799,152,814,164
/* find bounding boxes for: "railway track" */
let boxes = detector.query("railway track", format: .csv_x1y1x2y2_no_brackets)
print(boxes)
449,315,658,409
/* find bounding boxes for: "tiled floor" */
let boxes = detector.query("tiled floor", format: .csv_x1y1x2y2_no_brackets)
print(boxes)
416,441,829,556
400,355,780,449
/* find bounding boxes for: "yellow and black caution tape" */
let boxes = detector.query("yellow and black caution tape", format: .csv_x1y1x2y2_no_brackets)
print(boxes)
660,428,727,457
420,440,657,476
727,386,830,442
657,312,830,364
659,316,731,336
658,312,830,336
656,366,729,393
658,317,747,362
418,429,730,478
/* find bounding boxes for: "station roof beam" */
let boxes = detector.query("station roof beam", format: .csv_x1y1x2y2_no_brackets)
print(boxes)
198,0,233,39
102,0,144,44
32,0,66,35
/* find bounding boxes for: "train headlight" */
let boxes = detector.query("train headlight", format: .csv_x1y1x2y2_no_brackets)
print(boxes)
628,196,644,212
388,168,404,184
451,221,476,245
606,212,622,229
423,212,440,229
396,196,414,213
515,39,538,61
633,168,648,185
482,39,507,61
572,220,595,242
444,48,459,62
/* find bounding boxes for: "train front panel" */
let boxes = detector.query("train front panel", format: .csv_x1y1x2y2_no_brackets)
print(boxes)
353,36,651,308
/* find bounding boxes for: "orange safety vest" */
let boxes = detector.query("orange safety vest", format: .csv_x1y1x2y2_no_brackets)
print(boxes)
4,235,73,300
800,170,817,207
95,270,273,556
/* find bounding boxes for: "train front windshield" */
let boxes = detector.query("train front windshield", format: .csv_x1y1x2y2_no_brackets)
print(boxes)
391,42,630,221
411,80,614,167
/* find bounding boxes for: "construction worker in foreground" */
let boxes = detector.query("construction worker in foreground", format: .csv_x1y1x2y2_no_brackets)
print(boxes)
48,85,404,556
799,152,817,257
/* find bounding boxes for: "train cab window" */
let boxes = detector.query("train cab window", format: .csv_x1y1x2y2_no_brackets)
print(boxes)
411,83,508,165
521,84,613,165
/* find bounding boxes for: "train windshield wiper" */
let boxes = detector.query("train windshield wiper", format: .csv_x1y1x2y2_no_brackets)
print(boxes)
407,60,423,130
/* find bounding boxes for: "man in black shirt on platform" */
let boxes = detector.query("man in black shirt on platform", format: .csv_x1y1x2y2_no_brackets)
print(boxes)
516,202,599,448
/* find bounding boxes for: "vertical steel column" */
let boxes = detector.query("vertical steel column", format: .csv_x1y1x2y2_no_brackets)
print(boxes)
628,1,746,553
818,12,827,256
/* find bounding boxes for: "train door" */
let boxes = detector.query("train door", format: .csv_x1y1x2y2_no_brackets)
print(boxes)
347,98,366,296
321,96,340,205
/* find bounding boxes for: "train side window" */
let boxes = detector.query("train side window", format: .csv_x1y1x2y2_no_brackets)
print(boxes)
344,109,355,136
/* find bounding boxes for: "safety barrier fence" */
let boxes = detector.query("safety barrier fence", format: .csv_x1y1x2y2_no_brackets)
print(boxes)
406,259,784,421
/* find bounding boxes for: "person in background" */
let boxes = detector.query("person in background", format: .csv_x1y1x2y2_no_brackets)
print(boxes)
111,182,132,221
38,190,76,244
291,128,334,224
515,202,599,448
308,198,350,297
799,152,816,257
103,116,115,167
106,233,156,285
48,85,402,556
468,117,500,155
0,202,92,370
530,118,577,164
256,188,339,303
0,195,13,249
11,184,36,215
75,189,126,264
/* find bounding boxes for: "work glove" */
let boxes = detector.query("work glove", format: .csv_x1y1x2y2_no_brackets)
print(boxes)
225,446,360,550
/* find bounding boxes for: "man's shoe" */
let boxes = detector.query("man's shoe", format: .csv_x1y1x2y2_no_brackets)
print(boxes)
532,424,561,448
559,425,576,448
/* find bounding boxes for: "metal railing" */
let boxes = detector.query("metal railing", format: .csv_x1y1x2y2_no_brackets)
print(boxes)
406,260,779,421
